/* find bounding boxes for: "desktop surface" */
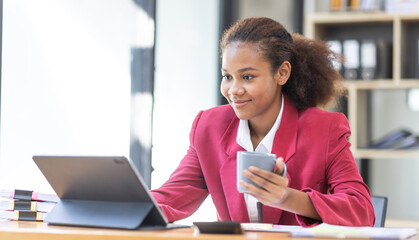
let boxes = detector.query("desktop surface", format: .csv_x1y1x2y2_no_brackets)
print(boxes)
0,221,418,240
0,220,287,240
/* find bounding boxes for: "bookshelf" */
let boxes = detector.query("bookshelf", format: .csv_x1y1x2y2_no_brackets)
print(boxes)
304,12,419,160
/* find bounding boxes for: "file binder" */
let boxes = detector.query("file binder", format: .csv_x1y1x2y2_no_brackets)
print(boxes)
360,39,377,80
32,156,168,229
327,40,343,75
343,39,360,79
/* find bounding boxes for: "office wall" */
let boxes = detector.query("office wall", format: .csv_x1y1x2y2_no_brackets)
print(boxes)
0,0,136,192
152,0,219,222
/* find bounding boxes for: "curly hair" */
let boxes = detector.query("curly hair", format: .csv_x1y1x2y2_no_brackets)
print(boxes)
220,17,345,110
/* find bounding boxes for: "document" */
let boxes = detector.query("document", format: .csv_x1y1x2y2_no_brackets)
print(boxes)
242,223,417,239
241,223,303,232
294,223,417,239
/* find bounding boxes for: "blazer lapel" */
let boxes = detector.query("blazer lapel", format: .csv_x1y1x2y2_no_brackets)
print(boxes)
272,94,298,164
219,116,249,222
266,94,298,224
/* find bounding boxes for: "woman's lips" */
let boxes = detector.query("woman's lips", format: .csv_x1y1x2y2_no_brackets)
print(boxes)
231,99,251,108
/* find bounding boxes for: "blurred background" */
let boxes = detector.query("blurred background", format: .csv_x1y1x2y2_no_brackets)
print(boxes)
1,0,419,226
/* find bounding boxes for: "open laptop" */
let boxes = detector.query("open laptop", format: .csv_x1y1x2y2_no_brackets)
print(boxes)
32,155,181,230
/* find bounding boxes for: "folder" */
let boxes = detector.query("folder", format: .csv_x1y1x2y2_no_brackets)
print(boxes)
327,40,343,75
343,39,360,80
368,129,419,149
376,39,392,79
361,39,377,80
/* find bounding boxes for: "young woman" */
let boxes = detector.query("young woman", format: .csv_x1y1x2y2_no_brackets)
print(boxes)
151,17,375,227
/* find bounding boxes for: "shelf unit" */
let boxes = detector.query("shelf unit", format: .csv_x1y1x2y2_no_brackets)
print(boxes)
304,12,419,160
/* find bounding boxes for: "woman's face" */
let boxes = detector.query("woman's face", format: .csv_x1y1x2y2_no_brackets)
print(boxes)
221,41,283,124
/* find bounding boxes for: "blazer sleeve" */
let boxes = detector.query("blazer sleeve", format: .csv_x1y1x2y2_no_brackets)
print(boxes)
151,111,209,223
297,113,375,227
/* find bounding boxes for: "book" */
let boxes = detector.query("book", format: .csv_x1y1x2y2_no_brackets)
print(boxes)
0,189,59,202
0,210,46,221
0,199,55,212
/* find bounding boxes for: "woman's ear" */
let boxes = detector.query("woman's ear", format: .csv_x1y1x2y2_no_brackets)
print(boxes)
275,61,291,86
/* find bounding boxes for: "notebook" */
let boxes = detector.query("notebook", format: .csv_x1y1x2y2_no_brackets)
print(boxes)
32,155,173,229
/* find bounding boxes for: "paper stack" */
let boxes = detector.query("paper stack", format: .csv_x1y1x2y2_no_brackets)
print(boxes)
0,189,59,222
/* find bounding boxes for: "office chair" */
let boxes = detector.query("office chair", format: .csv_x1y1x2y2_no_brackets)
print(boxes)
371,196,388,227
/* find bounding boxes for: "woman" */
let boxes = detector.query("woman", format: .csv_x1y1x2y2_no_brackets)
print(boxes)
151,17,375,226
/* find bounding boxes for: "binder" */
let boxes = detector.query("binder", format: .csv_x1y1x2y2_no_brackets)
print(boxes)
32,156,169,229
327,40,343,75
376,39,392,79
343,39,360,79
361,39,377,80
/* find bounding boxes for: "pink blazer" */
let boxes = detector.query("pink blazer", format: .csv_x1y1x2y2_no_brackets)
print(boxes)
151,95,375,226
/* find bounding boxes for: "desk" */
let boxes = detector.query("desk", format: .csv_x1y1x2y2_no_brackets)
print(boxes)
0,221,286,240
0,221,418,240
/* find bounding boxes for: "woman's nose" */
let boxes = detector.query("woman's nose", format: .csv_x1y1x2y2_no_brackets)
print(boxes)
228,80,245,96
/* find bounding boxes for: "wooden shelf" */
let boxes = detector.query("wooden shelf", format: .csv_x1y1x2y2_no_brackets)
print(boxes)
385,218,419,228
344,79,419,90
306,12,419,160
306,12,419,24
353,149,419,159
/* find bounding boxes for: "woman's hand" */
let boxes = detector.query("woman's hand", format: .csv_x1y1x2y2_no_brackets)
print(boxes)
240,157,321,220
239,157,290,208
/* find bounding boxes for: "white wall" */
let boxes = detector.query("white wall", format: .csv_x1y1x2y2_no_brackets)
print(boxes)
152,0,219,223
1,0,135,193
2,0,220,224
239,0,294,32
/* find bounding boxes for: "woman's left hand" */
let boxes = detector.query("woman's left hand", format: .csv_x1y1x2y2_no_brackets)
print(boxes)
239,157,290,208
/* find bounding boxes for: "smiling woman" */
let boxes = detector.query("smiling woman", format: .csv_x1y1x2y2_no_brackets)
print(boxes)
151,17,375,227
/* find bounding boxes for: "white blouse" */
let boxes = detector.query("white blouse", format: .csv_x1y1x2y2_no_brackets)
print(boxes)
235,94,284,222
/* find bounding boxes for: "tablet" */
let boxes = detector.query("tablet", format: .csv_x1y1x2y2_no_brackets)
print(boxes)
32,155,169,229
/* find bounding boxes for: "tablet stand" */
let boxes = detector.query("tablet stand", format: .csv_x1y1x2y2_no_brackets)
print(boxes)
45,199,154,229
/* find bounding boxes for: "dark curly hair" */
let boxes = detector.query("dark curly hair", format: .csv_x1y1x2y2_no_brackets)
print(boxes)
220,17,345,110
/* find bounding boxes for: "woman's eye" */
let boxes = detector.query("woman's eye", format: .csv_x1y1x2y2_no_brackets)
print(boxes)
243,75,253,80
222,75,232,80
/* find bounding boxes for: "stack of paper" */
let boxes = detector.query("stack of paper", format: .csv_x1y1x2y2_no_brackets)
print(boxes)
0,189,58,222
292,223,417,239
242,223,417,239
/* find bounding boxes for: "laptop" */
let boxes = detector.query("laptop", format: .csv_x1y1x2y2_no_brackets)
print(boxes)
32,155,177,229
